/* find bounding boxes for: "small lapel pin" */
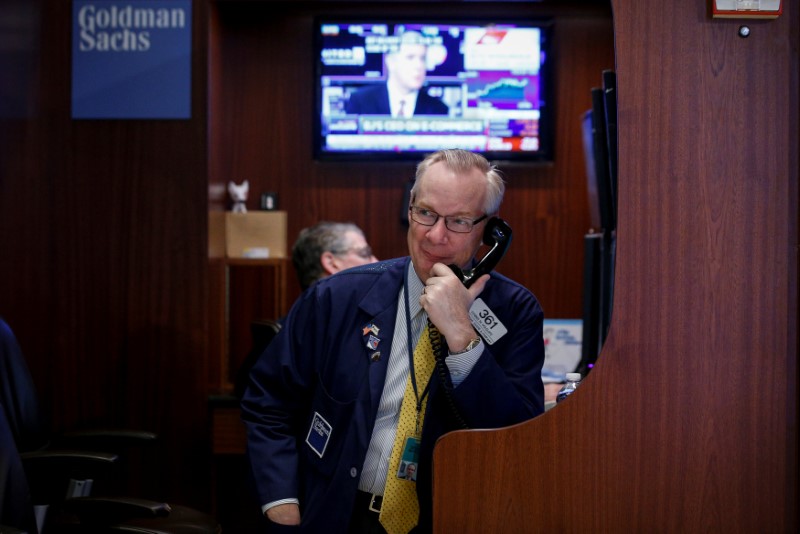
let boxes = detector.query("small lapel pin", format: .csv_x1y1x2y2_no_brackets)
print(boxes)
362,322,380,336
367,334,380,350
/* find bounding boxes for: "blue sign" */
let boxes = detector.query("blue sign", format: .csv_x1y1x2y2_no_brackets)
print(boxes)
72,0,192,119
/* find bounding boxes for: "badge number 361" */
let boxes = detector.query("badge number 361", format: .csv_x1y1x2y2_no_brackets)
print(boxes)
469,298,508,345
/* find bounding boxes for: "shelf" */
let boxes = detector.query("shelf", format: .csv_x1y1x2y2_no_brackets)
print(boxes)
208,257,290,393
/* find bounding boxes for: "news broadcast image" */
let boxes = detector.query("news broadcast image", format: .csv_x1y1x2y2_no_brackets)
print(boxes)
317,21,546,156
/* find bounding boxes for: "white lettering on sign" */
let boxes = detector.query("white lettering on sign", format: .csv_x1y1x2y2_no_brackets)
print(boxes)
78,4,187,52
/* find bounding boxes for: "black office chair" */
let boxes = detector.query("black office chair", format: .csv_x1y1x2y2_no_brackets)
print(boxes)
3,403,218,534
0,317,221,534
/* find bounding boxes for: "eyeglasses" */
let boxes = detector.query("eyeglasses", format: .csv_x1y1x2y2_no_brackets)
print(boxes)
333,245,374,259
408,205,488,233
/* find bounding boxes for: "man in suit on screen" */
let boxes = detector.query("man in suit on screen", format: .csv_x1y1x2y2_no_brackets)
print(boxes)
345,30,449,118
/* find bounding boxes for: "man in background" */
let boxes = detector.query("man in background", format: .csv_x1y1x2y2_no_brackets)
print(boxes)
345,30,449,117
292,221,378,290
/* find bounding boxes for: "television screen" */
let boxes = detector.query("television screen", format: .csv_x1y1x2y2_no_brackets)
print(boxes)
314,19,554,162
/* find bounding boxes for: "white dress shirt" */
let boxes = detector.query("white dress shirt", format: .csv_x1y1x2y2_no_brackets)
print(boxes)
388,86,419,118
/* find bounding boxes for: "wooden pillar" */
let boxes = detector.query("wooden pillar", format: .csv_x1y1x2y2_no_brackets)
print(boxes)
432,1,798,531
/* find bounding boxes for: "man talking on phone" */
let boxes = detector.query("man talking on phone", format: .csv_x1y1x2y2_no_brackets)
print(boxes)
241,149,545,533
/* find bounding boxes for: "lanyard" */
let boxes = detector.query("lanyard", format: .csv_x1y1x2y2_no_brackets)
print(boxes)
404,261,432,435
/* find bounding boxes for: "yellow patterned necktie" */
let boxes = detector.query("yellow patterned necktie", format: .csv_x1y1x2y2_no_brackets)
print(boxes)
379,325,435,534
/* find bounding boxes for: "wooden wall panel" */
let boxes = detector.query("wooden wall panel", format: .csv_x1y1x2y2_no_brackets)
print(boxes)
0,0,212,507
432,0,798,532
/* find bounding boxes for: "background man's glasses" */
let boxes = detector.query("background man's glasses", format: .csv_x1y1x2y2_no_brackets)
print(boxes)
408,205,487,233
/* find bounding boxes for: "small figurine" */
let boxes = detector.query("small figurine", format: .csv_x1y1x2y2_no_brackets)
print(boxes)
228,180,249,213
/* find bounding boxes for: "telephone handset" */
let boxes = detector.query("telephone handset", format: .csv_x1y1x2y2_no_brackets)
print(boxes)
448,217,513,288
429,217,513,429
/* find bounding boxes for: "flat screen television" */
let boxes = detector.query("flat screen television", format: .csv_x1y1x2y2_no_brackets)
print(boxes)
314,18,554,162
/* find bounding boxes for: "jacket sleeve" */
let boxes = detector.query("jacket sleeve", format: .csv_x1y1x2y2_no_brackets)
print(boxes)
240,288,322,506
448,277,546,428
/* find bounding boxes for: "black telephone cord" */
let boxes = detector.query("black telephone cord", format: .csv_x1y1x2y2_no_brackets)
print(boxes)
428,320,469,430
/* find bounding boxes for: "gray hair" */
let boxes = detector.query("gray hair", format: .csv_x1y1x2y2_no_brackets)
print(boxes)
291,221,365,290
411,149,505,215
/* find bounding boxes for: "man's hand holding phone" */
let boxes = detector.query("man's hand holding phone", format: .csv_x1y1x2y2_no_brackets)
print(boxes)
420,263,488,351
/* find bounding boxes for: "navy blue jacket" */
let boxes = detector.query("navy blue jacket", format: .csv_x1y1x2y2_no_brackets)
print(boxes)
241,257,544,532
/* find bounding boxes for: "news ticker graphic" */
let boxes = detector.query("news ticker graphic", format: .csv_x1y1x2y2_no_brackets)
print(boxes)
325,135,539,153
323,116,540,153
72,0,192,119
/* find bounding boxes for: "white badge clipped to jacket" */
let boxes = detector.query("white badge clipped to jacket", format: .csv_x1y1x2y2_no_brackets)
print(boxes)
469,298,508,345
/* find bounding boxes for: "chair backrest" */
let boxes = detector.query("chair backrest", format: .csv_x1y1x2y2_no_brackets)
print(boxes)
0,318,49,452
0,318,222,533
